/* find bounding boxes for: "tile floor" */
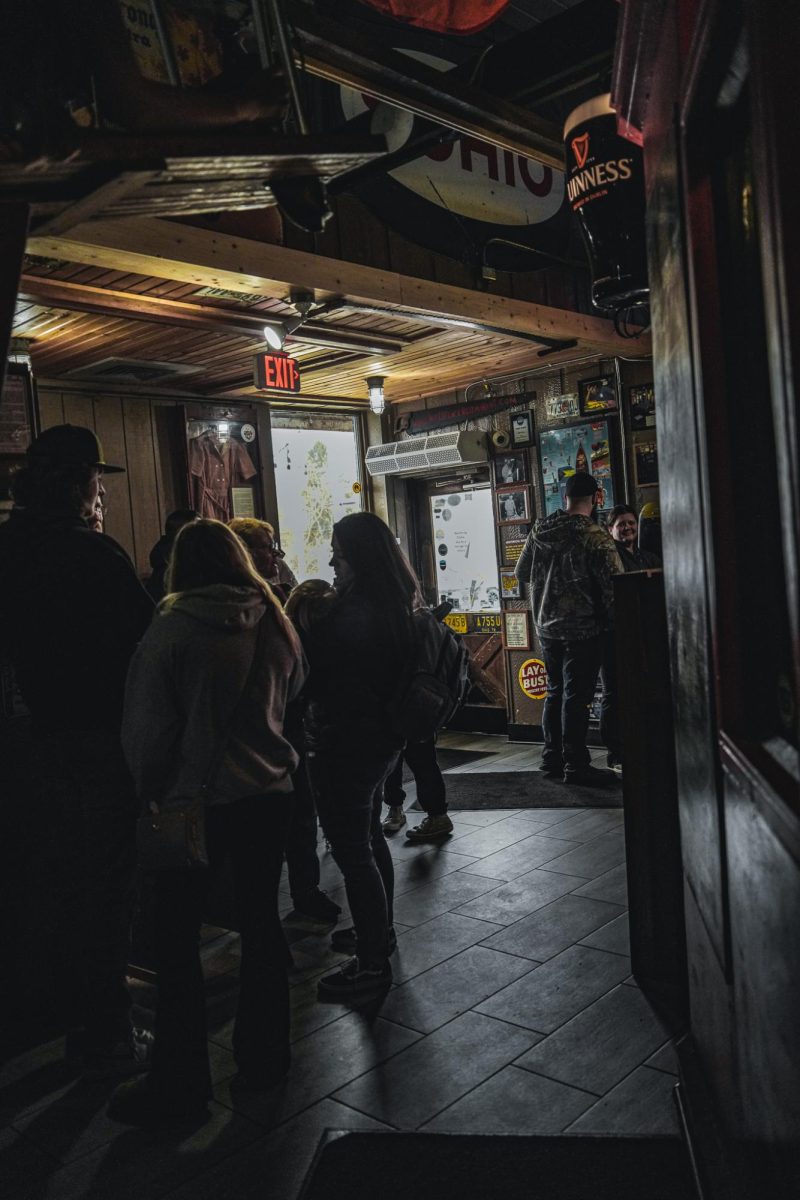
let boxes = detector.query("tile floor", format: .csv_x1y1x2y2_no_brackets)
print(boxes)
0,734,680,1200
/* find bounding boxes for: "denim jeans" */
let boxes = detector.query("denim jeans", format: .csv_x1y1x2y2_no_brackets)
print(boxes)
150,794,292,1100
540,634,604,774
383,738,447,817
309,750,398,965
599,628,621,762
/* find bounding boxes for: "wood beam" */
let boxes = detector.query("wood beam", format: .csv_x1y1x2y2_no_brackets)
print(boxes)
27,218,651,356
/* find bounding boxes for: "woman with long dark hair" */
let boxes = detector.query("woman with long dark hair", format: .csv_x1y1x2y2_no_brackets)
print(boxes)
304,512,421,1002
110,519,306,1125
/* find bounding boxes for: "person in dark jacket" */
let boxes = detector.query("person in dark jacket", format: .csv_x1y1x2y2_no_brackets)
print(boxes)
0,424,154,1073
304,513,419,1002
606,504,662,572
145,509,198,602
515,472,621,787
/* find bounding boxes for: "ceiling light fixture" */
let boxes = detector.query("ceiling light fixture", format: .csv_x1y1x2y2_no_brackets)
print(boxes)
366,375,386,415
262,289,316,351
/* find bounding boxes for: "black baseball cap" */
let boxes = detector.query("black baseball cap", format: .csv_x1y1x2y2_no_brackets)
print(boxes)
564,471,600,499
27,424,125,473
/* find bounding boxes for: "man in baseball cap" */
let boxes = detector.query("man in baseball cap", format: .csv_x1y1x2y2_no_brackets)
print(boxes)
515,471,621,787
0,425,154,1073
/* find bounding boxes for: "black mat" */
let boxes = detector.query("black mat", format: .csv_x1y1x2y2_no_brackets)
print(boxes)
444,770,622,809
301,1132,693,1200
402,748,495,781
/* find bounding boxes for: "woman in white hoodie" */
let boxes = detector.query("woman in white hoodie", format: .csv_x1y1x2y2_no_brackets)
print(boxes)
109,519,306,1126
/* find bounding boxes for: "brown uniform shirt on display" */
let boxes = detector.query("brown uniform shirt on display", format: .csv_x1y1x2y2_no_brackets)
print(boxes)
189,432,257,521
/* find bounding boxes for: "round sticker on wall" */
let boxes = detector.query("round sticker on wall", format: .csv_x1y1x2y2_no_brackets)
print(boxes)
240,423,256,443
518,658,548,701
352,481,362,494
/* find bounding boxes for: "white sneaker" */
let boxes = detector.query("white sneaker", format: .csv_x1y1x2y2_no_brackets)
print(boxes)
382,806,407,833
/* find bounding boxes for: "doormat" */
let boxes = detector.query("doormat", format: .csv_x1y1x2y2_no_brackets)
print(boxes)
301,1132,693,1200
444,771,622,809
402,748,496,781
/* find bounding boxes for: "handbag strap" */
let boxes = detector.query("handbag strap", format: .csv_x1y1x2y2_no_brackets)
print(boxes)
197,602,270,798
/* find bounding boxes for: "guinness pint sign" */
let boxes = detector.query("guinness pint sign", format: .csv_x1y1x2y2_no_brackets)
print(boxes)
563,94,648,313
253,352,301,393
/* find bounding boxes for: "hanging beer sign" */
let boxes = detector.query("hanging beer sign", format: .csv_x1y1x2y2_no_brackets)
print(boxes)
253,353,301,393
563,94,648,313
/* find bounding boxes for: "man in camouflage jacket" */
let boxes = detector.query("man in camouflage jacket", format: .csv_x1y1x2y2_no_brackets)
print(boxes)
515,472,621,785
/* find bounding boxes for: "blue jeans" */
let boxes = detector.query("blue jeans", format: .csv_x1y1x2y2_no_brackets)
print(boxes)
540,635,604,775
310,750,398,965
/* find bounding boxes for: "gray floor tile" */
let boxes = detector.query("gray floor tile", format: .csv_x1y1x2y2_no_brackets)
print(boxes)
392,850,480,896
392,912,503,983
392,872,503,927
446,808,522,827
480,894,625,961
215,1012,419,1126
380,946,535,1033
463,832,587,881
0,1124,60,1200
543,827,627,880
572,863,629,906
476,945,631,1033
540,808,625,843
579,912,631,957
566,1066,680,1135
422,1064,594,1134
453,867,579,925
515,983,669,1094
332,1011,538,1128
443,817,556,859
509,807,586,831
646,1041,680,1075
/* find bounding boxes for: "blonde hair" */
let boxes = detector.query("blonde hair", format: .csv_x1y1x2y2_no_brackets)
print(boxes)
165,518,279,610
228,516,275,542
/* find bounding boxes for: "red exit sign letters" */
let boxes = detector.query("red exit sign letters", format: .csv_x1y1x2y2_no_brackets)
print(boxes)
254,353,301,393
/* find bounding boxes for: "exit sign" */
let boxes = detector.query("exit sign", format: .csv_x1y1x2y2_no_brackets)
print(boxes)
253,352,301,393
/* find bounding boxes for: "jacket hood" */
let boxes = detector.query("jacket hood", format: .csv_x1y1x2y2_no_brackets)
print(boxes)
531,510,594,554
164,584,266,631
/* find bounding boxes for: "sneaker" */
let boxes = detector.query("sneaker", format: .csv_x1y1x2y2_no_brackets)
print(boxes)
81,1027,155,1079
291,888,342,923
606,756,623,776
405,814,454,842
563,765,618,788
382,806,407,833
538,762,563,779
107,1074,209,1127
317,957,392,1002
331,926,398,955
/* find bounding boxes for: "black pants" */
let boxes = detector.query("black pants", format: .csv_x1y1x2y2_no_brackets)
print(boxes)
599,628,621,763
149,794,292,1101
383,738,447,817
285,755,321,901
540,634,604,775
38,731,139,1049
310,750,397,965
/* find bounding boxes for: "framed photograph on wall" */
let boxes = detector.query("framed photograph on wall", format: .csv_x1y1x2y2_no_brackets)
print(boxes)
503,611,531,651
496,485,531,524
499,569,522,600
629,383,656,429
578,375,618,414
498,523,530,567
493,450,528,487
634,438,659,486
509,410,534,447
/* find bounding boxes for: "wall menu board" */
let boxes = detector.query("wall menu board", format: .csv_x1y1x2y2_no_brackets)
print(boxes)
538,419,615,516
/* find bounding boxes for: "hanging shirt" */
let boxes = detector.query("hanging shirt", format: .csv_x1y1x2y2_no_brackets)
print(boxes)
189,432,256,521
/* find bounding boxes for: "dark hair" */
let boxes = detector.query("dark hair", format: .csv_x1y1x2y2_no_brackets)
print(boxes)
564,472,599,500
333,512,421,647
607,504,637,527
165,509,198,538
10,461,97,514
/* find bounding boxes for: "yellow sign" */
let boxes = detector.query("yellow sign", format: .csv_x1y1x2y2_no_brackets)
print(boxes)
518,657,548,701
352,482,362,494
474,613,501,632
444,613,468,634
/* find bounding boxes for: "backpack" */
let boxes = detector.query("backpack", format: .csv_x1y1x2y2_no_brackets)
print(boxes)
389,608,471,743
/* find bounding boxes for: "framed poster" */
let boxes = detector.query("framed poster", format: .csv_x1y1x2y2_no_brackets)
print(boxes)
493,450,528,486
499,523,529,567
630,383,656,429
509,410,534,447
578,374,618,414
538,419,615,516
634,438,659,486
499,568,521,599
503,610,531,651
496,485,531,524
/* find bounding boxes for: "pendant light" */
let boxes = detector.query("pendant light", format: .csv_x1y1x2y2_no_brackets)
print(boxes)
366,375,386,415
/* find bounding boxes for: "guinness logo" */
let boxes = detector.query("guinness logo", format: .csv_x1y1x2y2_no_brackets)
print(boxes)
571,133,590,169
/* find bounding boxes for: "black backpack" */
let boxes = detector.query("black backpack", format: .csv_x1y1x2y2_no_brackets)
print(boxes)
389,608,471,744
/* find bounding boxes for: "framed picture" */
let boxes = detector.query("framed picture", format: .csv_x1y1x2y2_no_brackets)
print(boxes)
578,374,618,414
634,438,659,486
493,450,528,487
503,610,531,651
546,392,580,421
629,383,656,429
509,410,534,447
499,569,521,600
499,523,530,567
538,419,615,517
496,485,531,524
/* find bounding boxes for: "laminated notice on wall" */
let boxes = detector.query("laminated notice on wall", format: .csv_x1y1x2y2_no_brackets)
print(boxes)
231,488,256,518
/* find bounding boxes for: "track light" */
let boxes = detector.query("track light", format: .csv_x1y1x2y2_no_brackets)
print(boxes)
263,290,316,351
366,375,386,415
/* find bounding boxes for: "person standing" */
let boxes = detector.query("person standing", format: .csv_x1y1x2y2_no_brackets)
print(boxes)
145,509,198,602
606,504,662,572
228,518,299,605
0,425,154,1072
382,739,453,841
515,473,621,786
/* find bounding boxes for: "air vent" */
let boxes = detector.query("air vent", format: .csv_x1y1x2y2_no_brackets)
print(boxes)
365,431,488,477
65,358,203,383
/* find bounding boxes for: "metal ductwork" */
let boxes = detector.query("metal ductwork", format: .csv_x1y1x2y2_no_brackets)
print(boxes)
365,430,488,477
